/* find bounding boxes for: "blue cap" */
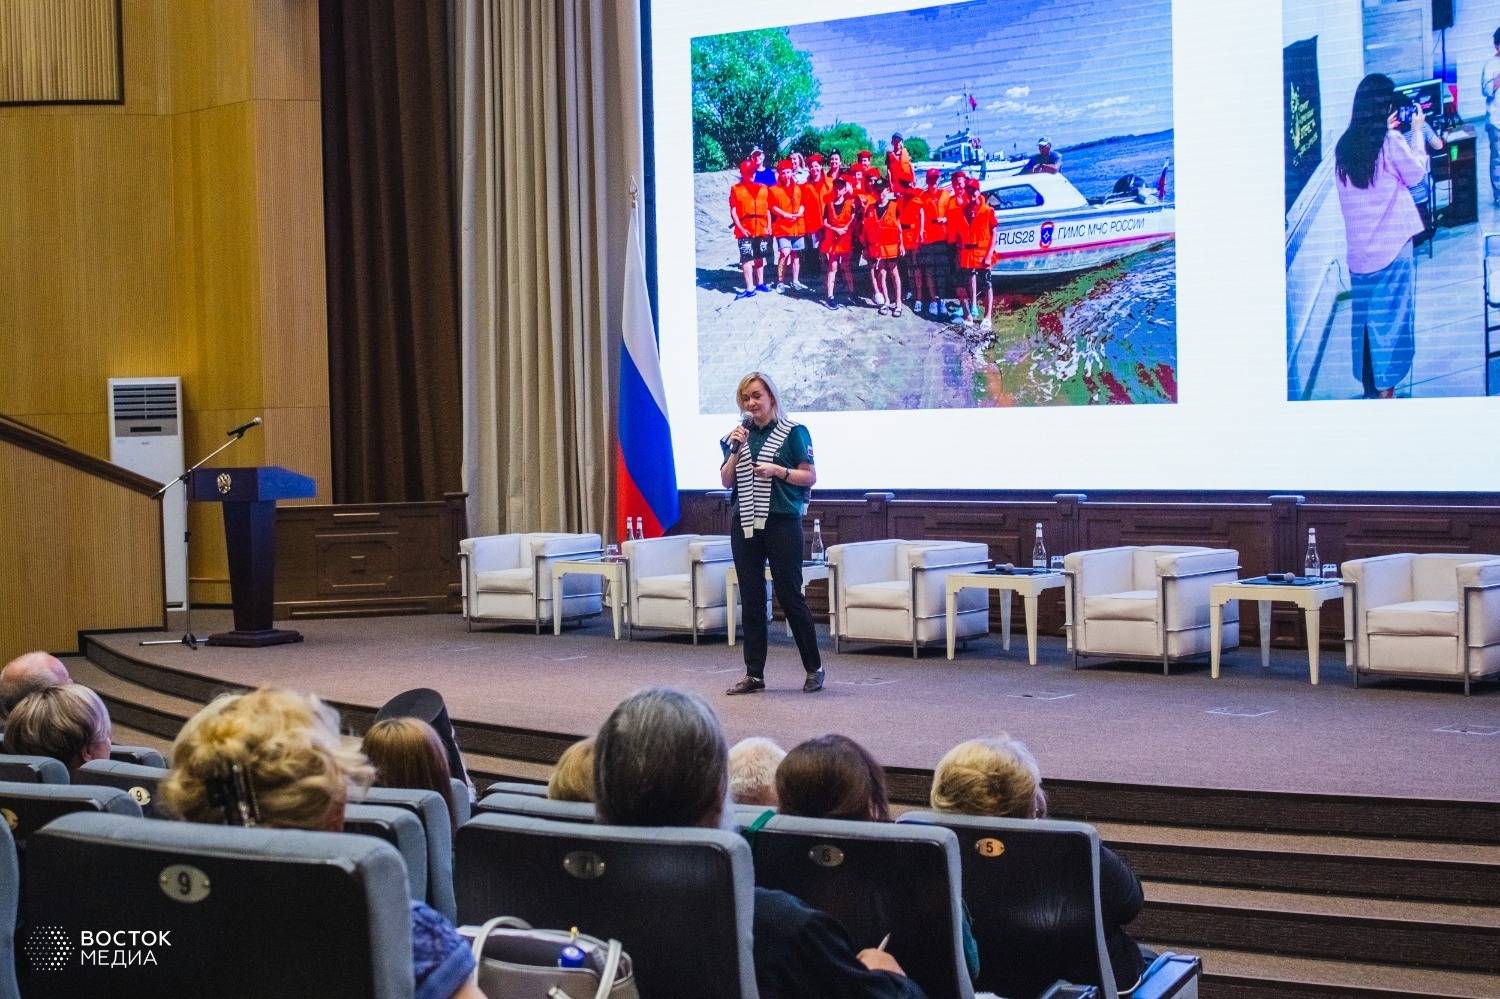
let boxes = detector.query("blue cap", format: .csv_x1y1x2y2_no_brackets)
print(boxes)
558,944,587,969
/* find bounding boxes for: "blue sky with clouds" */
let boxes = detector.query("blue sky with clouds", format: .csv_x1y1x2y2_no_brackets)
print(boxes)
782,0,1173,154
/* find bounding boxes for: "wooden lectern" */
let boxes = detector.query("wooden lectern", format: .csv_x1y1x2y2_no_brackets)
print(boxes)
190,466,315,647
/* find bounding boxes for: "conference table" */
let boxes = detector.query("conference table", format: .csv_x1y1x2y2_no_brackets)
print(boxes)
945,568,1066,666
1209,576,1343,684
551,556,631,640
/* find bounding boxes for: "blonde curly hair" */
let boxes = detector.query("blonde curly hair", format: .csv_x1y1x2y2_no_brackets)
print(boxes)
929,735,1047,819
161,687,373,830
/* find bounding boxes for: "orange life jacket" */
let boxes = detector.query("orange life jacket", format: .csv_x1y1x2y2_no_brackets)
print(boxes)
768,183,804,237
864,199,903,260
729,182,769,238
822,198,856,256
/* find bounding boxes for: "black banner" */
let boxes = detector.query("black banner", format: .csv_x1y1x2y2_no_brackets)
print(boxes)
1284,36,1322,213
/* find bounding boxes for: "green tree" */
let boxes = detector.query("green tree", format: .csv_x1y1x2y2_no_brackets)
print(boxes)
691,29,820,172
903,136,931,161
807,121,875,167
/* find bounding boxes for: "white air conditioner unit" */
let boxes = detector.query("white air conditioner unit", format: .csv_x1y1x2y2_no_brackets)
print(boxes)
108,377,186,609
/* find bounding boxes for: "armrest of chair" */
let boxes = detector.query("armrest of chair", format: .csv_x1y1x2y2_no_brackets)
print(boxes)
528,533,603,561
1458,560,1500,649
905,542,989,571
689,538,735,609
624,535,695,579
1154,548,1238,578
1128,952,1202,999
460,534,522,574
1342,554,1413,610
826,540,901,587
1063,547,1135,596
1158,550,1240,632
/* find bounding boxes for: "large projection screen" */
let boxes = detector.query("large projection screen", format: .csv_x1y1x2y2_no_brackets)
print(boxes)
646,0,1500,492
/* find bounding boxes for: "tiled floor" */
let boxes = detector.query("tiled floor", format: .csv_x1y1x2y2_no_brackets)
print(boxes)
1304,129,1500,399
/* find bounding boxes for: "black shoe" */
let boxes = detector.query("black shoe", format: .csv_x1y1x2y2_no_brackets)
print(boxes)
726,676,766,695
802,669,825,693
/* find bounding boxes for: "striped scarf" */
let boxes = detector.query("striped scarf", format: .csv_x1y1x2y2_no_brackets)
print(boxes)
734,418,797,537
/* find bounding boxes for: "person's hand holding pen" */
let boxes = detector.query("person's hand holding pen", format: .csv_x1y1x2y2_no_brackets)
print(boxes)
857,933,908,976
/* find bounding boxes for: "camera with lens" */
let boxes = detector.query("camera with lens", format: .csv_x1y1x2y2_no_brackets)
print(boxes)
1396,100,1422,126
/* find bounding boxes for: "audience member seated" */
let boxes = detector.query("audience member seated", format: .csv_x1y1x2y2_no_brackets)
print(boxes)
776,734,891,821
594,687,926,999
931,735,1152,989
777,734,979,982
2,683,111,775
362,717,459,835
160,687,484,999
728,736,785,807
0,651,70,720
546,736,595,802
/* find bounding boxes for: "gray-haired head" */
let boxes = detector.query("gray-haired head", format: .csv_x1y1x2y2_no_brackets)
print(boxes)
0,651,70,719
728,736,786,807
594,687,728,828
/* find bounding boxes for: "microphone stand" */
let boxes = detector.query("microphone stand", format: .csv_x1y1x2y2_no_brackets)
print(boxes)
140,427,256,650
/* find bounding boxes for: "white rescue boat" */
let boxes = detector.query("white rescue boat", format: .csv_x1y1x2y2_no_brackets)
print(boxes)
981,169,1174,276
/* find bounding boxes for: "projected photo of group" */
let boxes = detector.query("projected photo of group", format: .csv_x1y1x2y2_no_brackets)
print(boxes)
1285,0,1500,400
690,0,1177,412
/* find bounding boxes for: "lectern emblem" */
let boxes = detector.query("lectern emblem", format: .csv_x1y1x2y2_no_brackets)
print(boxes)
216,472,232,495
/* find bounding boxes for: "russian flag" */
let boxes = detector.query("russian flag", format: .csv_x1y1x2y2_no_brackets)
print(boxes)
616,188,679,540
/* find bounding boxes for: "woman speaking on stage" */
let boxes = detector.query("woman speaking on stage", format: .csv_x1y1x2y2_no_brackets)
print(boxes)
720,371,824,695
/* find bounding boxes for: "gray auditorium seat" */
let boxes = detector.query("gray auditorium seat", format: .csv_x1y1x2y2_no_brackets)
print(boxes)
344,803,427,904
0,754,67,784
0,820,18,999
747,813,973,999
108,744,166,768
449,777,472,826
361,787,455,920
474,791,596,823
484,779,548,797
455,813,757,999
899,811,1202,999
19,812,413,998
0,781,141,851
74,760,168,817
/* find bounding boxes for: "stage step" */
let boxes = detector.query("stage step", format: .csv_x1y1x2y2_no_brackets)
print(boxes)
1100,820,1500,905
1138,881,1500,974
1154,942,1500,999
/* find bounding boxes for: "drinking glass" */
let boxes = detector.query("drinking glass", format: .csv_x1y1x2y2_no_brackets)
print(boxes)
1049,555,1065,572
605,543,620,561
1321,563,1338,580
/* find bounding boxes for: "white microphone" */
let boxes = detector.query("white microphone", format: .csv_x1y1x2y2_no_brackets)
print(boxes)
730,411,753,452
226,416,262,438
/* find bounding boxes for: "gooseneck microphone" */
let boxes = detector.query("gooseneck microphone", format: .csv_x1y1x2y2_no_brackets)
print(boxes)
730,411,753,452
226,417,263,438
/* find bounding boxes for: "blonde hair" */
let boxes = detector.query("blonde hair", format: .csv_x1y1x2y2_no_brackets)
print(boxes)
2,683,110,769
735,371,785,422
362,717,456,831
547,737,596,802
161,687,373,830
930,735,1047,819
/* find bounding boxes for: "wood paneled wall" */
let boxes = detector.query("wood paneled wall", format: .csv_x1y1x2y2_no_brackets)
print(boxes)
1,423,164,655
677,489,1500,649
0,0,328,606
0,0,123,104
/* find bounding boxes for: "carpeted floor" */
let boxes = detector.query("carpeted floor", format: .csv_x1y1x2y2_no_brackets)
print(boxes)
99,610,1500,801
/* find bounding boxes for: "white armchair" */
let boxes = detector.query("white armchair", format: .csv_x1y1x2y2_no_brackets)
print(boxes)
459,532,603,633
1064,546,1240,674
624,535,735,643
828,540,990,658
1342,553,1500,694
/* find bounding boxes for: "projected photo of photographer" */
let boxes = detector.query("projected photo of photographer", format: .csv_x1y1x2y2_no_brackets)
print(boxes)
1285,4,1500,400
689,0,1177,412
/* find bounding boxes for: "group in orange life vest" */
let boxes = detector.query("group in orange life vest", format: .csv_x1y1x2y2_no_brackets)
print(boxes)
725,132,997,325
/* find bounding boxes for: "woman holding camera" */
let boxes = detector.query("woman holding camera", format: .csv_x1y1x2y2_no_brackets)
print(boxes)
1334,73,1429,399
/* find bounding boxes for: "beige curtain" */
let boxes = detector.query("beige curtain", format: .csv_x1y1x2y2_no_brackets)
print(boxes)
454,0,644,537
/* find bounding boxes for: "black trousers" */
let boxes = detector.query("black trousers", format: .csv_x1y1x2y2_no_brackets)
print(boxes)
730,515,821,679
